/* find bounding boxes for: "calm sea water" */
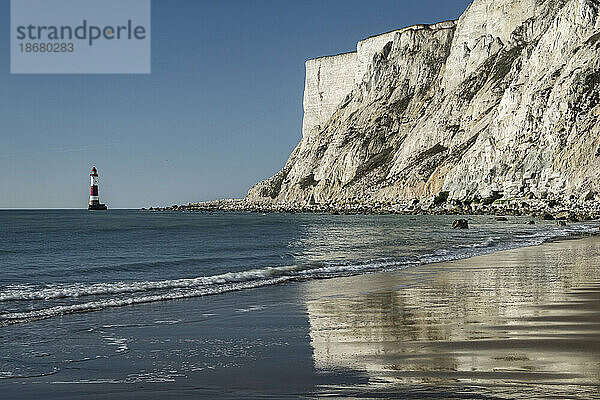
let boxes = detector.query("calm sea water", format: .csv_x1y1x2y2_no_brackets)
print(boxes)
0,210,596,326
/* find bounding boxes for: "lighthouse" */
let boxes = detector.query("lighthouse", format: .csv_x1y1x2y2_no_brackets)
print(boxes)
88,166,108,210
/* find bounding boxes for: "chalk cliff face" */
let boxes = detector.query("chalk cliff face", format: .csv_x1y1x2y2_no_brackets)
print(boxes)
248,0,600,208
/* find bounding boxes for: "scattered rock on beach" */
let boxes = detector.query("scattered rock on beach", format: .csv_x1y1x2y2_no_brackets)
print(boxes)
495,217,508,221
540,212,555,220
555,211,580,222
527,220,536,225
452,219,469,229
554,212,569,221
556,220,567,226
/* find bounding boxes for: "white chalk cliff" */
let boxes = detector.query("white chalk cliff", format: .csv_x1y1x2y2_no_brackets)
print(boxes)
247,0,600,207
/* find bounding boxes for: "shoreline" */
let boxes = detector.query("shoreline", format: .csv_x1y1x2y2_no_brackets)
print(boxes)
2,235,599,399
1,214,598,329
142,197,600,221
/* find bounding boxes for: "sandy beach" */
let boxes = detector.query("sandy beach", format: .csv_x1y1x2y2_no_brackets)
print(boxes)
2,235,599,399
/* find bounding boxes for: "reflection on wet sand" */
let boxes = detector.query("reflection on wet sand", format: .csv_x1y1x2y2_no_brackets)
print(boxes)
302,237,600,398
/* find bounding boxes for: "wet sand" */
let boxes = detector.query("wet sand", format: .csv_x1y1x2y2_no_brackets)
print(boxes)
2,236,600,398
304,236,600,398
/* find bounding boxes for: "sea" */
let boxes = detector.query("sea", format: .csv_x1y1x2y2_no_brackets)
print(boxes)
1,209,596,327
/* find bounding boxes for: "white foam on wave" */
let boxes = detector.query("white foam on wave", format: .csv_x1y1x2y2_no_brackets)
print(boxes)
0,277,291,326
0,265,305,302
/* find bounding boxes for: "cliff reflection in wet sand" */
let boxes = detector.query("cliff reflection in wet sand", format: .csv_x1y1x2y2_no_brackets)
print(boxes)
302,237,600,398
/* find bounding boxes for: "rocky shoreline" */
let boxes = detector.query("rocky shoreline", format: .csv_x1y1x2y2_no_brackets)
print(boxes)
142,196,600,222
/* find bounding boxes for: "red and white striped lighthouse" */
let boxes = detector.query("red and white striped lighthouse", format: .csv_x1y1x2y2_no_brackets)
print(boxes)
88,166,107,210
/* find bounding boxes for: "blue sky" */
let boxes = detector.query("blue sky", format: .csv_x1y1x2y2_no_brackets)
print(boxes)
0,0,472,209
